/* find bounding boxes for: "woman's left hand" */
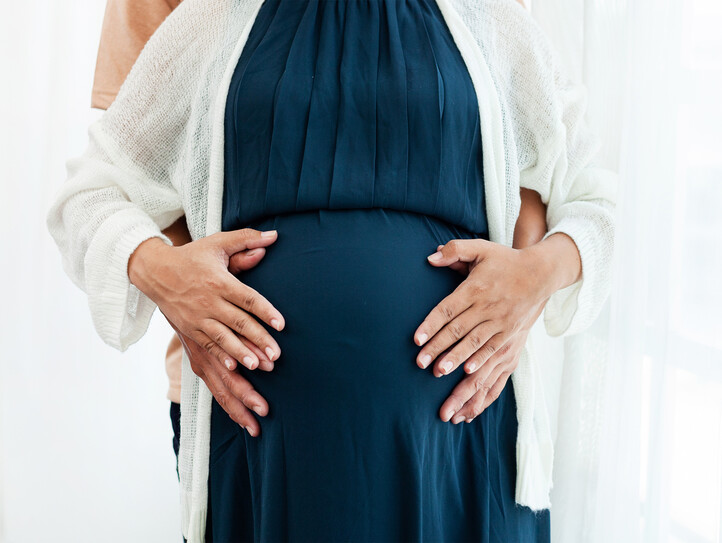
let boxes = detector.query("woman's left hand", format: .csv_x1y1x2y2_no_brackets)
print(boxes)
413,239,556,415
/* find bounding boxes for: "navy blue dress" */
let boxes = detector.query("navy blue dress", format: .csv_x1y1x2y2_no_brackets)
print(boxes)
208,0,551,541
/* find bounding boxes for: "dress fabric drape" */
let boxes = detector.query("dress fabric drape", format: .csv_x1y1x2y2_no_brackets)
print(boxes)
208,0,551,540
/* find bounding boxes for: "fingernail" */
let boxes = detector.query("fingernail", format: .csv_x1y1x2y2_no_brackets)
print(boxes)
271,318,281,330
427,251,442,261
441,360,453,373
243,355,257,369
261,230,277,238
265,346,275,361
420,353,432,368
467,362,477,372
224,358,233,370
246,248,259,256
246,426,256,437
252,405,264,415
452,415,466,424
417,332,428,345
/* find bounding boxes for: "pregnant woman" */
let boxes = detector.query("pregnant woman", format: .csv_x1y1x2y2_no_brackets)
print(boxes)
188,1,550,540
47,0,616,541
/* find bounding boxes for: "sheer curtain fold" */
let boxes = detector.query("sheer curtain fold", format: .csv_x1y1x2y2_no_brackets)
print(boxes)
530,1,722,542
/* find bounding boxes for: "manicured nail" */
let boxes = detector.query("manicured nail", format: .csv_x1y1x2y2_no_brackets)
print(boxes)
417,332,428,345
261,230,277,237
452,415,466,424
243,355,257,369
441,360,453,374
467,362,477,372
420,354,432,368
224,358,233,370
247,248,260,256
252,405,264,416
271,318,281,331
265,346,275,361
427,251,442,261
246,426,256,437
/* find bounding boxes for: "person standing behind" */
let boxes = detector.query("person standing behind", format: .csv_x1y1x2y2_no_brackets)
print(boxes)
91,0,187,472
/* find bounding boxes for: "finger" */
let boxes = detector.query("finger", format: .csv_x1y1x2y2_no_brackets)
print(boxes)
439,344,507,422
200,318,260,370
467,331,514,372
221,274,285,332
186,328,240,372
426,238,490,267
215,299,282,363
413,285,474,351
430,319,499,377
463,340,512,374
228,247,266,275
203,364,263,437
239,334,275,372
478,372,512,414
436,244,469,275
212,228,279,257
453,366,511,424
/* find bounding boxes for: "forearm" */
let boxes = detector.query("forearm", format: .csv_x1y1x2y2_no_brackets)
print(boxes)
162,215,192,246
513,188,547,249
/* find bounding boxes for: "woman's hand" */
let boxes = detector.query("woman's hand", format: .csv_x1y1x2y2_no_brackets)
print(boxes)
414,239,551,375
414,232,581,420
168,319,270,437
128,227,286,371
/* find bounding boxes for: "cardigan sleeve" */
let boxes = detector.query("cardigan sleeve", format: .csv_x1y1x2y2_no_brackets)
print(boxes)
46,120,185,352
496,1,618,337
523,80,617,337
46,3,193,352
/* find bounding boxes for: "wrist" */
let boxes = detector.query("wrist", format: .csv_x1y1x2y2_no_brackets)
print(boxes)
521,232,581,300
128,236,174,297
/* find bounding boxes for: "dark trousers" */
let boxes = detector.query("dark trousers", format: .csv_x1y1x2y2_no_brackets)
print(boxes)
170,401,186,543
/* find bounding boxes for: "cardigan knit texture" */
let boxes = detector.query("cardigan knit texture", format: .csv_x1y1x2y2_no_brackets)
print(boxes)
46,0,617,540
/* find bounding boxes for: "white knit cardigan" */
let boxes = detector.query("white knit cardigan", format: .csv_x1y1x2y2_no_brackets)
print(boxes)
46,0,616,540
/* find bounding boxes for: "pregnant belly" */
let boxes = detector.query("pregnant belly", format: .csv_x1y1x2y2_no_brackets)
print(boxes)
233,208,482,428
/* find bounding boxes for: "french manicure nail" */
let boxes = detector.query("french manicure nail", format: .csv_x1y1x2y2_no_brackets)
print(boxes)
271,318,281,330
252,405,264,415
417,333,428,345
467,362,477,372
243,355,256,368
224,358,233,370
261,230,277,237
420,354,432,367
265,346,275,361
442,360,453,373
427,251,442,261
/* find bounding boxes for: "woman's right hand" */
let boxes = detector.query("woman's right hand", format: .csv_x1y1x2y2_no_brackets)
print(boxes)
127,228,285,408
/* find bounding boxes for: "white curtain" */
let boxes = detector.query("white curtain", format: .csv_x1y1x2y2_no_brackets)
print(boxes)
0,2,183,542
529,0,722,541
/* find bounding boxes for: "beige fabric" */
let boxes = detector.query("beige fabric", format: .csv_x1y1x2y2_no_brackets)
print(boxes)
92,0,183,403
91,0,183,110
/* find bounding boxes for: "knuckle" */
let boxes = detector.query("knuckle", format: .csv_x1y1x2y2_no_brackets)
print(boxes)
242,292,257,311
448,321,465,341
232,315,249,335
441,304,455,321
215,391,229,409
468,333,483,350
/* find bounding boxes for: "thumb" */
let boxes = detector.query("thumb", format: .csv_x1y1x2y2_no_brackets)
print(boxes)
228,247,266,275
427,239,489,266
213,228,278,256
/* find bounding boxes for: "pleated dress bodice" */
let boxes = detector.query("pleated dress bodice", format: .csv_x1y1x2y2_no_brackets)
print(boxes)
222,0,488,237
208,1,550,541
